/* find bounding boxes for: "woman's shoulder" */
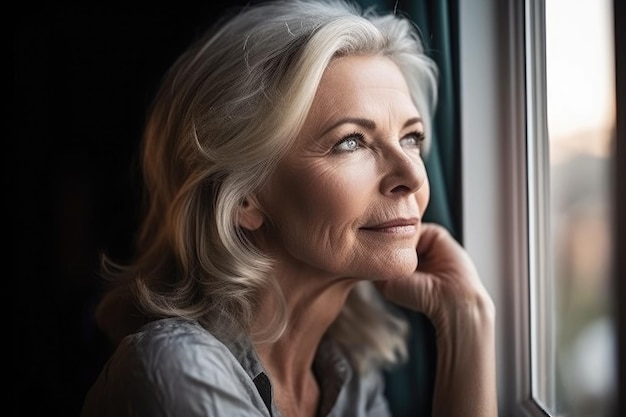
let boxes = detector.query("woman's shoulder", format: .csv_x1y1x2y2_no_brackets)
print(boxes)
81,317,269,417
115,317,239,376
130,317,221,348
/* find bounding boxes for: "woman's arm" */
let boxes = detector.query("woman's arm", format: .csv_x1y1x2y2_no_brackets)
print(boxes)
376,223,498,417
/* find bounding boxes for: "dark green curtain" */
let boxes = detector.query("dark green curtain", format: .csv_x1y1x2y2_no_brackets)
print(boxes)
355,1,461,416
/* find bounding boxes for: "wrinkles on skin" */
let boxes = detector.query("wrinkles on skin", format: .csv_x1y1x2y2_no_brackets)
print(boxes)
376,223,498,416
259,156,419,281
243,55,436,417
376,224,493,325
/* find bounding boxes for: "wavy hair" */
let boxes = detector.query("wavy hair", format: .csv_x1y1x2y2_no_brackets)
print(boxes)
97,0,438,374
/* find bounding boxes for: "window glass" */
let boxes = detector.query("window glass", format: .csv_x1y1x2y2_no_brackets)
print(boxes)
539,0,616,415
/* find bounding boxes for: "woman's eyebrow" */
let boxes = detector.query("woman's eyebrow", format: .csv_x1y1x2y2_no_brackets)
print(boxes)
321,116,422,136
321,117,376,136
403,117,423,128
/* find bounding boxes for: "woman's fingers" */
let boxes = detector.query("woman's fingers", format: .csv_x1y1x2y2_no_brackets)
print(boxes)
377,223,499,416
376,223,493,325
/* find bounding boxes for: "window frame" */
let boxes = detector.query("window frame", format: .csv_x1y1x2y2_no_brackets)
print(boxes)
458,0,551,415
523,0,558,413
614,0,626,412
460,0,623,416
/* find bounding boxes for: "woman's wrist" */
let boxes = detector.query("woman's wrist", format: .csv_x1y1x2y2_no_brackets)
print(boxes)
431,293,498,417
432,290,496,342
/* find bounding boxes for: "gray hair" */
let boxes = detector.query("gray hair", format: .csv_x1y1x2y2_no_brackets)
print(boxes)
99,0,438,373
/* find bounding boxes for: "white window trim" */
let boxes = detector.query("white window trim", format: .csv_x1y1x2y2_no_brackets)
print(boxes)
523,0,561,413
458,0,552,415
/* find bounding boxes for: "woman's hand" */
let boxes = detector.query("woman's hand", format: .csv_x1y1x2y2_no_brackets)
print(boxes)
376,222,498,417
376,222,494,328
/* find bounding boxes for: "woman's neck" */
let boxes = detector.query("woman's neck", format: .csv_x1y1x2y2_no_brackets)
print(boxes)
251,268,356,417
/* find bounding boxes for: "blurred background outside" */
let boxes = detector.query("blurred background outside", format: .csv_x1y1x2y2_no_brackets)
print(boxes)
545,0,616,415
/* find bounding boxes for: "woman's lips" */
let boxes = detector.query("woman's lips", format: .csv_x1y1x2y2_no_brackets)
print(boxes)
360,218,420,234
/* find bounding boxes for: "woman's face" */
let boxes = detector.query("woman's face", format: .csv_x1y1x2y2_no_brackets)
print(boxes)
257,54,430,282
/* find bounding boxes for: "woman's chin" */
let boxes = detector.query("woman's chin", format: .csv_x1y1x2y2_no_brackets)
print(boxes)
366,250,418,281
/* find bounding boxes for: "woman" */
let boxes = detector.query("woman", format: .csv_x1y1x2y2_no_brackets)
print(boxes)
82,0,497,416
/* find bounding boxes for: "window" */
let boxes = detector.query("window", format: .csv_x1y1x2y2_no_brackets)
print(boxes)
531,0,616,415
459,0,618,416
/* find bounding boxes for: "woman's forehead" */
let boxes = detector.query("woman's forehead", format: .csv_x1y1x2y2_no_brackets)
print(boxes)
304,55,419,125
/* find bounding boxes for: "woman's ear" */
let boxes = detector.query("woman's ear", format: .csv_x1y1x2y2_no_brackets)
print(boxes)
238,196,264,231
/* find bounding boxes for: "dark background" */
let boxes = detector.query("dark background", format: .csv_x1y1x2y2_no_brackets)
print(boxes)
11,3,253,415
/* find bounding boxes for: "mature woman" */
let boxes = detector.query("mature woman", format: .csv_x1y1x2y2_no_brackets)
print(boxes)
81,0,497,416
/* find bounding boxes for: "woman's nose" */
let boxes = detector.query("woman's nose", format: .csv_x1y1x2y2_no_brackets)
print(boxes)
379,148,426,196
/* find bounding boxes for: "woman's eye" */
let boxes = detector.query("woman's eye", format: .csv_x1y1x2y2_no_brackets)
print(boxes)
400,131,426,149
333,134,363,153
